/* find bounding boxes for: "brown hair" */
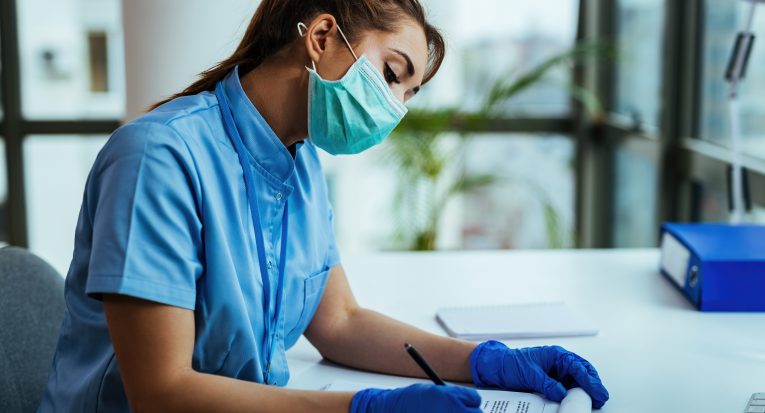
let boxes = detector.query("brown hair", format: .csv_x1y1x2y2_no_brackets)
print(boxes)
150,0,445,110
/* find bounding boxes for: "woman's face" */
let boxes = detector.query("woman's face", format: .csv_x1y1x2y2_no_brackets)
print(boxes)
303,14,429,104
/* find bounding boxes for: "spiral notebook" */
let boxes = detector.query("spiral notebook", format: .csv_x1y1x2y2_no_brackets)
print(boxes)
436,302,598,340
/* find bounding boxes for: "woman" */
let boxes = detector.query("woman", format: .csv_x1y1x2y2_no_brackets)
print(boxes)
40,1,609,412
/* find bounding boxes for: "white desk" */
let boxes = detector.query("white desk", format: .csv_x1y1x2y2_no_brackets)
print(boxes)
286,249,765,412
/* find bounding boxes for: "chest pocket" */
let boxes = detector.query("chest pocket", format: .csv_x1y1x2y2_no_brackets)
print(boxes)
284,267,330,348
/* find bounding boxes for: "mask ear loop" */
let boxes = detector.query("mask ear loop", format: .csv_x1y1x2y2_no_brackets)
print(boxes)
297,21,359,71
297,22,318,71
297,22,308,37
335,25,359,61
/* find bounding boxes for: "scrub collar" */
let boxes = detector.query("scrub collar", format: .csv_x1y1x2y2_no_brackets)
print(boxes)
221,66,301,184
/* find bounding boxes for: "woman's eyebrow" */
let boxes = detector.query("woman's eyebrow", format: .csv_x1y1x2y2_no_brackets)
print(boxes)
390,48,415,77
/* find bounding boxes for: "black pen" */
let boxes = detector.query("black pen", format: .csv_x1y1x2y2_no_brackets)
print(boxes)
404,343,447,386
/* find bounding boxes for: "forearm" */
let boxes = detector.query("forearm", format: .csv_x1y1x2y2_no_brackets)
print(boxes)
136,368,352,413
309,307,476,383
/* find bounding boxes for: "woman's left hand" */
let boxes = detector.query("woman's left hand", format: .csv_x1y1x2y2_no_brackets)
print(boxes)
469,340,610,409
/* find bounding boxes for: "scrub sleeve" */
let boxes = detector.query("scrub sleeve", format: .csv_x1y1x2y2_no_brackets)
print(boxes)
85,122,202,310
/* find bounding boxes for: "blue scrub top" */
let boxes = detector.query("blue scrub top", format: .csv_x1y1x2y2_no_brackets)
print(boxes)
39,67,341,412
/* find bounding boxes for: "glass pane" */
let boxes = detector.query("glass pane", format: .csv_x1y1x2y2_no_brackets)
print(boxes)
17,0,124,119
461,134,576,249
415,0,579,116
322,134,575,252
614,0,666,129
24,135,108,275
701,0,765,158
753,204,765,224
694,181,728,222
0,24,3,121
695,184,765,223
612,143,659,247
0,139,7,244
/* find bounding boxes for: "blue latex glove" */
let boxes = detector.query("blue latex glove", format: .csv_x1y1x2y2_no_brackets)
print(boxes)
470,341,609,409
350,384,482,413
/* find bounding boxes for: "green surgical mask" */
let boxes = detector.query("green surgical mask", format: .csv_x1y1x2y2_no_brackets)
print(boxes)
299,22,408,155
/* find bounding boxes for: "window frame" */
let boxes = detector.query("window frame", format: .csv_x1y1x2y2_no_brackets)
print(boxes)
0,0,584,249
0,0,119,247
675,0,765,222
599,0,695,247
8,0,754,250
580,0,765,248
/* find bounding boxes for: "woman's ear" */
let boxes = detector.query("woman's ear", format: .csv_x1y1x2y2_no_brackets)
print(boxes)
303,14,338,66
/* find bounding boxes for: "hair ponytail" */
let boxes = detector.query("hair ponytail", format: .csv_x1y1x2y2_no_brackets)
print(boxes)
150,0,445,111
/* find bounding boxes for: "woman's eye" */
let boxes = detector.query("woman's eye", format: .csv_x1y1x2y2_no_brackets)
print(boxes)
384,63,400,84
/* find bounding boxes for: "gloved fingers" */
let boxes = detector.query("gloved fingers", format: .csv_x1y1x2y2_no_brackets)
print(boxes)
567,355,607,398
566,362,609,409
540,345,581,373
560,374,579,390
534,346,609,409
551,350,604,388
446,386,482,408
549,349,577,380
350,388,385,413
528,365,567,402
542,375,568,402
576,355,603,381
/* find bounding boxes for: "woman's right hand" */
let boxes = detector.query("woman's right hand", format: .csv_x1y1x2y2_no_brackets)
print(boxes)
350,384,482,413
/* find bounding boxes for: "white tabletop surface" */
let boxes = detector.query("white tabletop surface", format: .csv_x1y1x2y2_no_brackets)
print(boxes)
285,249,765,412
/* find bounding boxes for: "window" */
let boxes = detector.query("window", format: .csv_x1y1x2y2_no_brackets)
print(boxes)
753,204,765,223
0,30,4,243
461,134,575,249
700,0,765,159
0,28,3,122
604,0,667,248
612,141,659,247
0,140,7,244
693,181,728,223
322,133,575,253
17,0,124,119
24,136,107,274
321,0,581,252
613,0,666,130
413,0,579,115
0,0,121,250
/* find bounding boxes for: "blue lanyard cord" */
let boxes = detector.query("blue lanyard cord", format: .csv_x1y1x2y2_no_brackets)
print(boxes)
215,82,288,384
265,206,289,379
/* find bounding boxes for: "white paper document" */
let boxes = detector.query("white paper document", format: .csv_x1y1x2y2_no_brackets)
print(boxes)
324,381,592,413
476,388,558,413
436,302,598,340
